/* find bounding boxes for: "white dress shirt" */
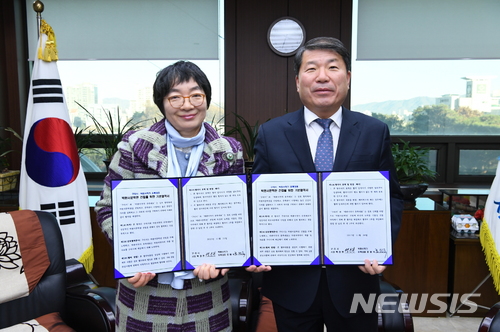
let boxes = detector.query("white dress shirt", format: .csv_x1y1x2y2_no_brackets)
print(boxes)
304,106,342,164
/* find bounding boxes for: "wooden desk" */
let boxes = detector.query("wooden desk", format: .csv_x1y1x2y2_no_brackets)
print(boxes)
447,231,500,317
383,198,451,317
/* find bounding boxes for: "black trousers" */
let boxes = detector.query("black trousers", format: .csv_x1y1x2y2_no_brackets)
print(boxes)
272,269,378,332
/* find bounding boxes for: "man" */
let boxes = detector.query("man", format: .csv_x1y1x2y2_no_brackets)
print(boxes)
248,37,404,331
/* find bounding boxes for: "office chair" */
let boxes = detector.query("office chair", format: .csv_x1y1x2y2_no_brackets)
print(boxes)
228,272,414,332
478,302,500,332
0,210,116,332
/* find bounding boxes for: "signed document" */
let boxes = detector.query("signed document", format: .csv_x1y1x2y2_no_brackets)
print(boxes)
252,172,392,266
252,173,320,266
111,171,392,278
181,176,251,268
111,175,251,278
321,172,391,264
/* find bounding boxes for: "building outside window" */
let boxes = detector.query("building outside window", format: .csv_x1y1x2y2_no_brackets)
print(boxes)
26,0,224,173
23,0,500,183
351,0,500,183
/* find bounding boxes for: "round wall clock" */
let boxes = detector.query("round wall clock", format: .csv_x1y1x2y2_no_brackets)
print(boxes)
267,17,306,56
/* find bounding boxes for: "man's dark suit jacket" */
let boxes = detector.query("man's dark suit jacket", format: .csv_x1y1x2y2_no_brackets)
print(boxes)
252,106,404,317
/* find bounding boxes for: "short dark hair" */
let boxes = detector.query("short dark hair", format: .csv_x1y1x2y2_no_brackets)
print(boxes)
293,37,351,75
153,61,212,113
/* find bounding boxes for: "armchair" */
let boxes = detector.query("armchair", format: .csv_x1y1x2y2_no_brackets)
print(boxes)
478,302,500,332
228,272,414,332
0,210,116,331
378,278,414,332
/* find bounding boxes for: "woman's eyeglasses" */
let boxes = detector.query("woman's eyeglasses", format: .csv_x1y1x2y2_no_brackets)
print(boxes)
166,93,205,108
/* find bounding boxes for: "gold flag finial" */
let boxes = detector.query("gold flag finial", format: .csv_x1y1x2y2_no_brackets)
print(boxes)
37,19,58,62
33,0,44,13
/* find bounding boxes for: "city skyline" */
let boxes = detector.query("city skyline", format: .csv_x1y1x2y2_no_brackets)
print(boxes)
58,60,223,106
57,58,500,113
351,59,500,106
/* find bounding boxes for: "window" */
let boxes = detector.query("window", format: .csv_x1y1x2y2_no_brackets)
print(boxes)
58,60,224,172
458,149,499,176
350,60,500,136
30,0,226,173
351,0,500,186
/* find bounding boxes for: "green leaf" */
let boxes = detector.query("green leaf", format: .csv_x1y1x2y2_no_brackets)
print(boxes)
76,102,151,161
391,139,437,184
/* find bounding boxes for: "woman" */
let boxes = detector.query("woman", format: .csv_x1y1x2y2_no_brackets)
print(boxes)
95,61,244,331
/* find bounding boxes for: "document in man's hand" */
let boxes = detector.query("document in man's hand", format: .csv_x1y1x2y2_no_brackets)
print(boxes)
111,171,392,278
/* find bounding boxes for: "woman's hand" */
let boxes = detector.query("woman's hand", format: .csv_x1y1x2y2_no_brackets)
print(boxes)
128,272,156,288
193,263,229,280
245,265,272,273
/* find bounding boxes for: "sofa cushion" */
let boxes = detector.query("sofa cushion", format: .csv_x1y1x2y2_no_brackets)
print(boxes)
0,211,50,304
0,312,75,332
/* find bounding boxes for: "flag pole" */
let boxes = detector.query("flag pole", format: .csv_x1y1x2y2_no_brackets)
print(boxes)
33,0,44,37
20,11,95,273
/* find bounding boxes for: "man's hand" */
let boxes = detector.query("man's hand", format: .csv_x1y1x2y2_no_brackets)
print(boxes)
358,259,386,275
245,265,272,273
128,272,156,288
193,263,229,280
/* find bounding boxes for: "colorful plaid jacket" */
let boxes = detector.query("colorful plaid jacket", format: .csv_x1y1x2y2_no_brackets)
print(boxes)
95,120,244,243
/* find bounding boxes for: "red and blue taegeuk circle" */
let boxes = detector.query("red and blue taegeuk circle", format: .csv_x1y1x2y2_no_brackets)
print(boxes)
25,118,80,187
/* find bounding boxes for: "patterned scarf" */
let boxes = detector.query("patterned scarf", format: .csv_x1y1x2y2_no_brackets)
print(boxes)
165,119,206,177
160,119,206,287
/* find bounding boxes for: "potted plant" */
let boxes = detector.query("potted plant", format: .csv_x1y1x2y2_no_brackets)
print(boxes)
77,102,150,169
224,113,261,163
391,139,437,204
73,125,93,154
0,127,22,192
224,112,273,178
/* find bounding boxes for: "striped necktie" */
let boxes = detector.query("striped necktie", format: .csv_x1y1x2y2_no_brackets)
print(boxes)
314,118,334,171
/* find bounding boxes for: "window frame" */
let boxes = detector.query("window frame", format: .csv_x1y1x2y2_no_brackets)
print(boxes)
391,136,499,188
